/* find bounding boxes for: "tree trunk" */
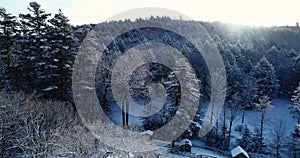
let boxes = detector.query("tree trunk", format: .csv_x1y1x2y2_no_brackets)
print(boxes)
125,92,129,128
228,118,233,147
122,98,125,127
276,142,279,158
215,119,219,144
260,111,265,150
242,110,245,124
172,141,175,148
222,108,226,149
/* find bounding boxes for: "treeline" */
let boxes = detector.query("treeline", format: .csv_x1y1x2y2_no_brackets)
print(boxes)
0,2,299,103
0,2,93,101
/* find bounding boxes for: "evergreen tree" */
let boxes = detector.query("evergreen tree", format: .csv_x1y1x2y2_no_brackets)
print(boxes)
291,124,300,158
241,59,253,123
292,55,300,81
47,9,77,100
173,57,200,104
17,1,51,94
0,7,20,89
267,45,280,57
287,49,297,58
290,82,300,124
226,59,243,98
249,56,279,107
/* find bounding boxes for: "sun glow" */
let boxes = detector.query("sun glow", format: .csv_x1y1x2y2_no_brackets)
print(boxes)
1,0,300,26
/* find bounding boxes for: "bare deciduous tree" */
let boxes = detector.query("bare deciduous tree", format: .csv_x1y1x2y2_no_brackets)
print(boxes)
271,119,287,158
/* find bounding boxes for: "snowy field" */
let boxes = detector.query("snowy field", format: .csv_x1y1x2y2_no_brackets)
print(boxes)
231,98,296,142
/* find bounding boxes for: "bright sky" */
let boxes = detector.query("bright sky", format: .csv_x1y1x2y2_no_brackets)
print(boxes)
1,0,300,26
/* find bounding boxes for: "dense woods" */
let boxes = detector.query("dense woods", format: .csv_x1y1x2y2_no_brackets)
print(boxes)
0,1,300,157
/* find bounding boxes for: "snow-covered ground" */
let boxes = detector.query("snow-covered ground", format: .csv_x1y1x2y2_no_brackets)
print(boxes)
160,147,227,158
107,98,296,157
230,98,297,142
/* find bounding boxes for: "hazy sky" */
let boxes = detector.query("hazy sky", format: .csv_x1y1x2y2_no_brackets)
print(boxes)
1,0,300,26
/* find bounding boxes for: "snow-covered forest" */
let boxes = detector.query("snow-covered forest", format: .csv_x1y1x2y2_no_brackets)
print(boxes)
0,1,300,158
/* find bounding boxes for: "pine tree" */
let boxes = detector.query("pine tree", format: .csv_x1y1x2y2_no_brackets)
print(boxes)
290,83,300,124
223,54,244,147
292,54,300,73
47,9,77,100
17,2,51,94
173,57,200,104
291,124,300,158
287,49,297,58
241,59,253,124
289,83,300,158
172,52,201,139
226,61,243,97
0,7,20,89
267,45,280,57
249,56,279,107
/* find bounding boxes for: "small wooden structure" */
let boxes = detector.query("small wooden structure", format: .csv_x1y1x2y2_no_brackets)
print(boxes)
231,146,249,158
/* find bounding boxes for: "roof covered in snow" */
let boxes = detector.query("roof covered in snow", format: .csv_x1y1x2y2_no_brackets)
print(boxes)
178,139,192,146
231,146,249,158
140,130,153,136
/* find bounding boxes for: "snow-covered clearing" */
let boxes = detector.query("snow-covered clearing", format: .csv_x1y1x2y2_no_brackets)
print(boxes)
230,98,296,142
106,98,296,157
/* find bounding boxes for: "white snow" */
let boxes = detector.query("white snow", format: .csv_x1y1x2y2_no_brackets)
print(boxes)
231,146,249,158
84,86,94,90
64,64,71,68
191,121,201,128
128,152,134,158
37,62,46,66
141,130,153,136
40,45,51,50
227,98,297,148
62,46,70,50
178,139,192,147
105,97,295,157
48,65,58,69
43,86,58,91
160,146,227,158
40,38,47,42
